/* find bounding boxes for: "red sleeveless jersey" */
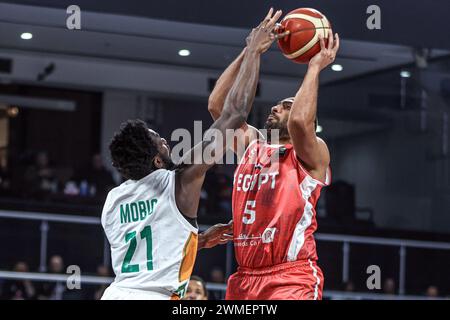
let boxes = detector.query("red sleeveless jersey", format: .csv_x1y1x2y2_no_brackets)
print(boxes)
232,140,331,268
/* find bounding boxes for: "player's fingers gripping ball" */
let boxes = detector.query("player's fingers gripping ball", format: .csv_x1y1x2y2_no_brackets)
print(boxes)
276,8,332,64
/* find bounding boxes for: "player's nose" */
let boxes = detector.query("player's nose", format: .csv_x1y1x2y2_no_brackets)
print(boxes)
271,105,282,114
271,105,279,114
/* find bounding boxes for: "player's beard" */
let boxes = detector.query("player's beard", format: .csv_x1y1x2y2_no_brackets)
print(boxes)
264,118,290,144
151,153,176,171
161,153,177,171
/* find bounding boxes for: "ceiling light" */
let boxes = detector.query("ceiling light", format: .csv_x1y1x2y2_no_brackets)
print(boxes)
331,64,343,72
400,70,411,78
20,32,33,40
178,49,191,57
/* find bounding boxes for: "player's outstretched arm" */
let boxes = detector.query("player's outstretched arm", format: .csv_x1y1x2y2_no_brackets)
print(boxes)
175,8,283,219
287,30,339,182
208,48,261,146
208,48,246,121
207,11,280,156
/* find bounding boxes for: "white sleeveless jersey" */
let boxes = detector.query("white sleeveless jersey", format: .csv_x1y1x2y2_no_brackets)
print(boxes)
101,169,198,299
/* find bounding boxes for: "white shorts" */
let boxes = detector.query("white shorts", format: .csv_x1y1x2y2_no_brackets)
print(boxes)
101,285,174,300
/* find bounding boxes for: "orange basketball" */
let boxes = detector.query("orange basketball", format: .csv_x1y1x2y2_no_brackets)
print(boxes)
277,8,331,64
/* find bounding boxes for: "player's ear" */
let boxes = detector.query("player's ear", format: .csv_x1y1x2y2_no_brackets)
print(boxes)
153,155,164,169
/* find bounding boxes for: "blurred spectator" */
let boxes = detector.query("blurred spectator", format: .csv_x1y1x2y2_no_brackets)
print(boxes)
93,265,111,300
49,255,64,273
209,267,225,284
77,153,115,201
425,285,439,298
36,255,66,300
383,278,396,295
182,276,208,300
1,261,36,300
23,151,57,198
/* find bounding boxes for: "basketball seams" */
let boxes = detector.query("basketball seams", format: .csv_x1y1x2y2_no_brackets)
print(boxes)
284,30,318,59
320,18,326,38
283,13,323,28
321,16,331,37
280,12,331,61
287,27,329,34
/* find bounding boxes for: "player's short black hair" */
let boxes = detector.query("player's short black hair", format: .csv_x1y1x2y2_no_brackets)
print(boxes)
109,119,158,180
190,275,208,299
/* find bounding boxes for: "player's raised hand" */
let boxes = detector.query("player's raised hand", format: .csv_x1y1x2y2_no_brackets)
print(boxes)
246,8,283,54
309,29,340,71
198,221,233,250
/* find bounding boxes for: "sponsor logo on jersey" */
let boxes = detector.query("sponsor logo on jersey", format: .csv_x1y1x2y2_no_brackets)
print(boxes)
262,228,277,243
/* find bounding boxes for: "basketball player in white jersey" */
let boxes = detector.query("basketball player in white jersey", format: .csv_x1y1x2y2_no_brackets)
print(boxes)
100,9,283,300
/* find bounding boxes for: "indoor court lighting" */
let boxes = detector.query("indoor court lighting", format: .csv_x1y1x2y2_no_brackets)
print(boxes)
400,70,411,78
178,49,191,57
20,32,33,40
331,64,343,71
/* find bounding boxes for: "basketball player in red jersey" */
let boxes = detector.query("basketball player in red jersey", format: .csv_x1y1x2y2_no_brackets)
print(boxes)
208,22,340,299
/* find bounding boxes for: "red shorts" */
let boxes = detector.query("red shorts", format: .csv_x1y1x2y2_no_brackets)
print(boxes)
225,259,324,300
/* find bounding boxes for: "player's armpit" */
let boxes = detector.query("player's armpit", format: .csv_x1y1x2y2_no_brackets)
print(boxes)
175,166,206,219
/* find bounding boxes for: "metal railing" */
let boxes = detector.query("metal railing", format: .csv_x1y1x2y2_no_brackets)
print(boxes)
1,209,450,297
0,210,106,272
0,271,447,300
314,233,450,295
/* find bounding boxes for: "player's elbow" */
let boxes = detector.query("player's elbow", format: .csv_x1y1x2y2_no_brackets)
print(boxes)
207,96,217,112
207,97,220,119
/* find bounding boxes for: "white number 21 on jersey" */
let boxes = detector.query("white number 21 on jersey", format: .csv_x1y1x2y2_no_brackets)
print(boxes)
243,200,256,224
